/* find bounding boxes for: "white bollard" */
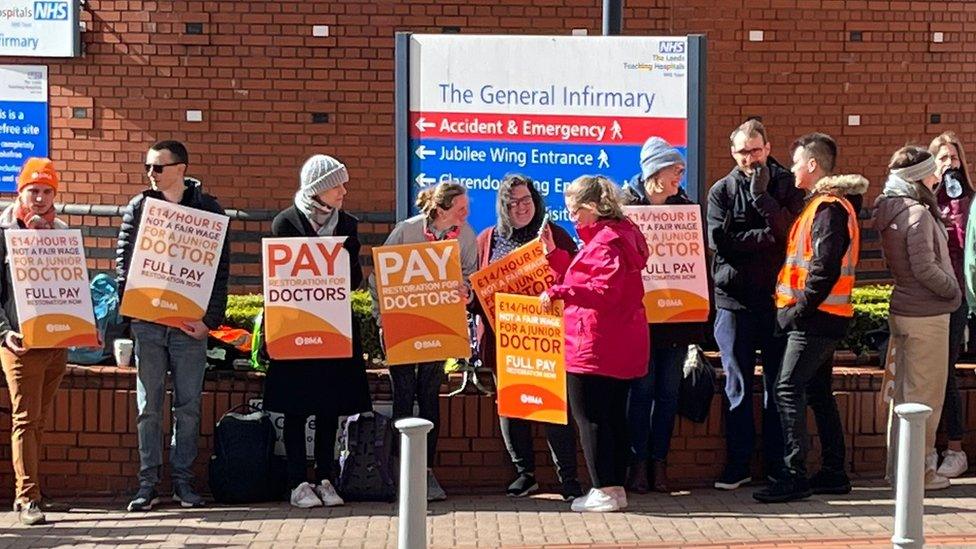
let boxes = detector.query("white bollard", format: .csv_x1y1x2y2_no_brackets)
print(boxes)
395,417,433,549
892,403,932,549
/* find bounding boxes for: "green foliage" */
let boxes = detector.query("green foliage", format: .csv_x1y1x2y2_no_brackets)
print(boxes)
224,290,385,364
843,285,891,355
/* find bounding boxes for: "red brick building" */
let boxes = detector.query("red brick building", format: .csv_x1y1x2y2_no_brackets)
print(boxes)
1,0,974,287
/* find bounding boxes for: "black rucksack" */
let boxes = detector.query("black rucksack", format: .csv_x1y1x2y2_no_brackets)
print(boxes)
678,345,716,424
337,412,398,502
209,404,280,503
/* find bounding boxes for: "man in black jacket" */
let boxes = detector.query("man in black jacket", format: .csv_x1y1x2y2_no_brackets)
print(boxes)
707,119,805,490
754,134,867,502
116,140,230,511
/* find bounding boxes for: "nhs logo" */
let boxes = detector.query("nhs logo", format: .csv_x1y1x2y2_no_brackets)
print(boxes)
33,1,69,20
658,41,686,54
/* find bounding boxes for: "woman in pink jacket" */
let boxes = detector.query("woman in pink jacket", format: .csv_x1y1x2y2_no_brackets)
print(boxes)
540,175,650,512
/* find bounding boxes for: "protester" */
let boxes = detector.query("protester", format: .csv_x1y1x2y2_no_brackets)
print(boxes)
931,132,973,479
874,146,960,490
706,119,805,490
0,158,71,525
621,137,704,493
754,134,867,503
116,141,230,510
540,175,649,513
369,181,477,501
473,174,583,501
262,154,372,508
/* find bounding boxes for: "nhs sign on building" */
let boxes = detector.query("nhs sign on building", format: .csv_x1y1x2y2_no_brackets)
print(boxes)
0,1,81,57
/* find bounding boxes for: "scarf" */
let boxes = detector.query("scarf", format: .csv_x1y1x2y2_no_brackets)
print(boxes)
295,190,339,236
16,200,58,229
424,220,460,242
882,174,942,220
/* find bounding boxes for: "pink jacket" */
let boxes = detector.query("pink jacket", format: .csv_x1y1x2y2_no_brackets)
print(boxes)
547,218,651,380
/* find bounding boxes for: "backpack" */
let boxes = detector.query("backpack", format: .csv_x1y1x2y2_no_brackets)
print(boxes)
68,274,128,365
677,345,716,424
209,404,281,503
337,411,398,502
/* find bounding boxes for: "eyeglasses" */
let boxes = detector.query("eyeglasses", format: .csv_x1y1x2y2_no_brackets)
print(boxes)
508,196,533,209
145,162,183,174
733,147,764,157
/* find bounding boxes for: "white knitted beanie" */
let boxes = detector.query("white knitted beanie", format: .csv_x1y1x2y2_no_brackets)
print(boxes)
300,154,348,196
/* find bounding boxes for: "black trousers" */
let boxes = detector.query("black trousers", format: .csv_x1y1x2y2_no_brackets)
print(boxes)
775,331,845,479
567,372,631,489
389,362,445,463
499,415,578,483
284,413,340,489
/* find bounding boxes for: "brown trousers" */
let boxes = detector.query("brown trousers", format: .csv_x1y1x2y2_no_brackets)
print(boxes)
1,347,67,503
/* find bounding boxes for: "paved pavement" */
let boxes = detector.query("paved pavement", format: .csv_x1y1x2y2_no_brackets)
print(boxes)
2,478,976,548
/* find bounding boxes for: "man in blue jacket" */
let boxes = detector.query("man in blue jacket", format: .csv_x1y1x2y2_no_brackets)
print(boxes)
706,119,805,490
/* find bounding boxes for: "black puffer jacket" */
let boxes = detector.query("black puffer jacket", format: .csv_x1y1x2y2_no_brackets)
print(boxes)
706,157,805,311
115,178,230,329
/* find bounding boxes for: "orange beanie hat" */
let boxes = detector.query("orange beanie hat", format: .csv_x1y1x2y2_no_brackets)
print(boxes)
17,157,59,193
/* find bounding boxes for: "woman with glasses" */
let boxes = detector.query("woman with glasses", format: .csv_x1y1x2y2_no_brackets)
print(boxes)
540,175,650,512
620,137,702,493
473,174,583,501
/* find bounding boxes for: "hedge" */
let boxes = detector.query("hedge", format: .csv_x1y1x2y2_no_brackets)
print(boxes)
225,284,893,365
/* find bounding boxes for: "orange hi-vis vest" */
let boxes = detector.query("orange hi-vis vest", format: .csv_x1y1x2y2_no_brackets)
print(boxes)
774,194,860,317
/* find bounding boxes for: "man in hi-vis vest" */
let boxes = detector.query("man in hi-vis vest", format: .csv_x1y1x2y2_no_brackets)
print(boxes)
754,133,868,503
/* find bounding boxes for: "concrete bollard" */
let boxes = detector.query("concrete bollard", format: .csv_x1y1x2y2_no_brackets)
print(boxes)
395,417,433,549
892,403,932,549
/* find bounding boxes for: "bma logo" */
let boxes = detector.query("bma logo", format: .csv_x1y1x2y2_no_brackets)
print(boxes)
659,41,686,54
34,1,68,20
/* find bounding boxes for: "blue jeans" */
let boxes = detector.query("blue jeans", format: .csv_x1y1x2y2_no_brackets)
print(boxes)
713,308,785,475
628,346,685,462
132,321,208,488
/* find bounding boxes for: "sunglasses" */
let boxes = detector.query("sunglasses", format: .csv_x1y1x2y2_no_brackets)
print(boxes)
145,161,183,174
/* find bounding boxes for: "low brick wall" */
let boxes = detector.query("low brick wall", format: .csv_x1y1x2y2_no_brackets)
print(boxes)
0,362,972,501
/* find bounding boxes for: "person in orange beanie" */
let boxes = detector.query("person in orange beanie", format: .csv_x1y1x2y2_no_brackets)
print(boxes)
0,157,69,525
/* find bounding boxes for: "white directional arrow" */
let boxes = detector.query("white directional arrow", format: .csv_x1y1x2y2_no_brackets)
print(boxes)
415,117,435,132
415,145,436,159
415,173,435,186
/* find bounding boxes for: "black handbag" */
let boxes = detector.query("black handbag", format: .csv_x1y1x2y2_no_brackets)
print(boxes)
209,404,282,503
677,345,716,423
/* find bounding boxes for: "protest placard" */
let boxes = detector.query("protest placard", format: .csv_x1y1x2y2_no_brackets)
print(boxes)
372,240,469,365
119,198,228,328
470,239,555,331
624,204,709,323
263,237,352,360
5,229,98,348
495,293,566,424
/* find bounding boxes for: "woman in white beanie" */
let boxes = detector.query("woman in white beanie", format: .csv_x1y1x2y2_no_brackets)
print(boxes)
368,181,478,502
262,154,372,508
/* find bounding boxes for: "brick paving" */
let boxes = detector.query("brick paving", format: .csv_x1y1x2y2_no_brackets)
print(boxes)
2,478,976,548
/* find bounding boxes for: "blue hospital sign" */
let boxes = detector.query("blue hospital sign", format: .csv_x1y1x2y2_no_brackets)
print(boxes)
402,35,693,237
0,65,48,193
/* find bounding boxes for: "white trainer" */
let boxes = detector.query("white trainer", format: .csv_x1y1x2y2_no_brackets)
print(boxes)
924,469,951,491
570,487,620,513
313,479,345,507
937,449,968,479
290,482,324,508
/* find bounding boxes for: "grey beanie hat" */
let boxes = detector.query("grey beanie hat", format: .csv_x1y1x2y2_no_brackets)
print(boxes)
300,154,348,196
640,137,685,181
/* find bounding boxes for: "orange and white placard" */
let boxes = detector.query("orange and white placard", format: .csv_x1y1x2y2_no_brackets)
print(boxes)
470,239,555,332
495,293,567,424
119,198,228,328
624,204,709,323
5,229,99,348
372,240,469,365
263,237,352,360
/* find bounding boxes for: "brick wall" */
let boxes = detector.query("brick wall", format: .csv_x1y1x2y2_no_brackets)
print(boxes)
0,362,973,501
2,1,975,288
